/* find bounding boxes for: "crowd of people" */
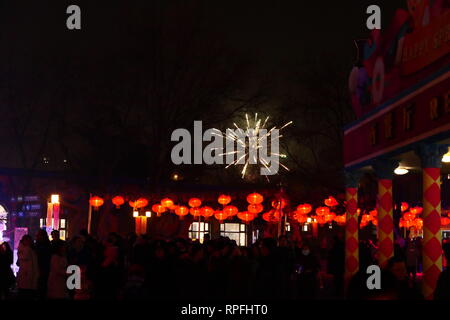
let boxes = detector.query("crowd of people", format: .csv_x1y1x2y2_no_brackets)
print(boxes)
0,229,449,300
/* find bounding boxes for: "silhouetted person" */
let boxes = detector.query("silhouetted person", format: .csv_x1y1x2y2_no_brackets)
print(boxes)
17,235,39,300
0,242,15,300
35,229,52,299
434,243,450,300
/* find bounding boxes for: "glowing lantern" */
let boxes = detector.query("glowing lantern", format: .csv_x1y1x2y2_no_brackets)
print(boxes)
316,215,326,225
188,198,202,208
89,196,104,210
357,208,361,216
403,212,414,221
247,204,263,214
315,207,330,216
152,204,166,217
296,215,307,224
247,193,264,205
161,198,174,208
324,196,338,207
112,196,125,209
441,217,450,226
200,206,215,218
296,204,312,215
218,195,232,206
169,204,179,211
415,218,423,229
401,202,409,212
272,199,286,209
410,207,423,215
372,219,378,226
223,205,238,217
334,215,346,225
263,212,275,223
238,211,255,224
135,198,149,209
369,209,377,217
175,206,189,220
214,210,228,223
324,212,336,222
190,207,202,217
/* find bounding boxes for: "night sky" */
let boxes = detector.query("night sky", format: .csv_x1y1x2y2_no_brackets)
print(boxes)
0,0,407,194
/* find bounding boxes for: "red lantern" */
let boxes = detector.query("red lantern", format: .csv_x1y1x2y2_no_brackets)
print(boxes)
214,210,228,223
112,196,125,209
296,204,312,215
247,193,264,205
315,215,326,225
272,199,286,209
247,204,263,214
401,202,409,212
175,206,189,220
223,205,238,217
334,215,346,225
415,218,423,229
369,209,377,217
200,206,214,218
89,196,104,210
296,215,307,223
324,212,336,222
238,211,255,224
190,207,202,217
188,198,202,208
410,207,423,215
135,198,149,209
324,196,338,207
315,207,330,216
263,211,279,223
152,204,166,217
161,198,174,208
403,212,414,221
441,217,450,226
218,195,231,206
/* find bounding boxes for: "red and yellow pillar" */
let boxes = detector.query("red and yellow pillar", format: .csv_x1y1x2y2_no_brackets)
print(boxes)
417,144,447,299
373,160,398,268
344,171,362,285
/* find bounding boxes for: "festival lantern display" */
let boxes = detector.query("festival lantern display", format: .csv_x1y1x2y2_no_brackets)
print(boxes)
324,196,338,207
238,211,255,224
214,210,228,223
247,204,263,214
161,198,174,208
218,195,232,206
188,198,202,208
296,204,312,215
152,204,166,217
200,206,215,219
89,196,104,211
112,196,125,209
247,193,264,205
175,206,189,220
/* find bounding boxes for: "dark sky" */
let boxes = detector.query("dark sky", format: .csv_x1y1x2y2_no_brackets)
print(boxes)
2,0,405,73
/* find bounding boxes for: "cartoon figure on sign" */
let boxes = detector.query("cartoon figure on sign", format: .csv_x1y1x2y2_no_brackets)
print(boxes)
0,205,7,243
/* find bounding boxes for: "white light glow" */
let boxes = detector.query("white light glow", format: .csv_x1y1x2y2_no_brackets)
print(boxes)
145,211,151,218
394,167,409,175
133,211,139,217
51,194,60,204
